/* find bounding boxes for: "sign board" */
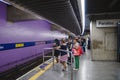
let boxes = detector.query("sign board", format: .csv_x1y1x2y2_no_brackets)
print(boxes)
96,19,120,27
0,40,54,51
15,43,24,48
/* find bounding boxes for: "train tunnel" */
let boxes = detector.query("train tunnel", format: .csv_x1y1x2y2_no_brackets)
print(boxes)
0,0,120,80
0,0,82,79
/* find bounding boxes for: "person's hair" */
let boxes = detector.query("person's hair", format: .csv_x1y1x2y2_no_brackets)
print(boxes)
68,35,72,39
74,38,78,42
54,39,60,45
83,38,86,42
61,39,66,43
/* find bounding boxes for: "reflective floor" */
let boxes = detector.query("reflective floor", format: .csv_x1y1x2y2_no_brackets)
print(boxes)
17,49,120,80
75,49,120,80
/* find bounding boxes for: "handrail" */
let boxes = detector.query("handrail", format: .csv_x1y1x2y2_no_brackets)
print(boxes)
43,48,72,53
42,47,73,80
56,48,72,53
43,48,53,50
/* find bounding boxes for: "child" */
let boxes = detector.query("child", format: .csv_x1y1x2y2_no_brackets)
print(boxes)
72,38,83,70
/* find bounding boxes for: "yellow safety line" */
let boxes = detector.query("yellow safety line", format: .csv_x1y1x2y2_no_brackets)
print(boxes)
29,62,53,80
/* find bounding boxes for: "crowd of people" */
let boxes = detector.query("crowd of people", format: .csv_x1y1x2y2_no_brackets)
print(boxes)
53,36,89,71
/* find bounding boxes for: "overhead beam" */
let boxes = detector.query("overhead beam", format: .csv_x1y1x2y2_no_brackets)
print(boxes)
7,6,39,22
87,12,120,20
108,0,118,9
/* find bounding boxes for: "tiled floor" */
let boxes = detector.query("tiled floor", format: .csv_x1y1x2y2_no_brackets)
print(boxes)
74,49,120,80
38,49,120,80
18,49,120,80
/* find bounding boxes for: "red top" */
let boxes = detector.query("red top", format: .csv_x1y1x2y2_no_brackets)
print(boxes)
72,46,83,56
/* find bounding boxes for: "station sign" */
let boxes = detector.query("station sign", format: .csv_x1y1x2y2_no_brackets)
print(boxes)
96,19,120,27
15,43,24,48
0,42,35,51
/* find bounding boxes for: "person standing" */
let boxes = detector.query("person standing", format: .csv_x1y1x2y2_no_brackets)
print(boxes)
53,39,60,63
72,38,83,70
59,39,68,71
81,38,86,53
87,36,91,49
67,38,73,65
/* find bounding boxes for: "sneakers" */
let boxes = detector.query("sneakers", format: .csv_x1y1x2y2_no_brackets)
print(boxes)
62,69,66,71
62,68,67,71
67,62,71,65
73,68,79,70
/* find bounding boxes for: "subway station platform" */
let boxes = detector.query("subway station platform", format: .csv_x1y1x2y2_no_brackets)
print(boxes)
17,49,120,80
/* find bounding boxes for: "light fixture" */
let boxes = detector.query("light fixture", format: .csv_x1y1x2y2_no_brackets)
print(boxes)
0,0,10,5
81,0,85,35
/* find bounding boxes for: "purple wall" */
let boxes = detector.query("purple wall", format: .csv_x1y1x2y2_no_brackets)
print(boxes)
0,2,6,26
0,2,53,72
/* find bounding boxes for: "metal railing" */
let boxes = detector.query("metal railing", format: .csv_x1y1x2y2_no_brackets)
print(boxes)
42,48,74,80
42,48,55,69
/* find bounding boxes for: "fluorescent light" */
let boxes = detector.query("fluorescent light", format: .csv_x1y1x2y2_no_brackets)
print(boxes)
81,0,85,35
0,0,11,5
41,31,68,39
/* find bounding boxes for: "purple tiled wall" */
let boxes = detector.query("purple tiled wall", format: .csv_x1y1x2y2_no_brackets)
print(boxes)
0,2,53,72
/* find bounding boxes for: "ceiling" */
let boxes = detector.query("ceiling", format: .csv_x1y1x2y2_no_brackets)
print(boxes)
86,0,120,20
5,0,82,35
7,6,75,36
7,6,39,22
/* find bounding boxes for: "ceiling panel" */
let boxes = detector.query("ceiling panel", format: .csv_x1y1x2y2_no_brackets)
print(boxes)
86,0,120,14
6,0,82,35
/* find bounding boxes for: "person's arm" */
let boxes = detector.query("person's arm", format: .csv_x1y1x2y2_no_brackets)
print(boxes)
56,46,61,49
72,48,78,56
54,45,60,49
70,43,73,50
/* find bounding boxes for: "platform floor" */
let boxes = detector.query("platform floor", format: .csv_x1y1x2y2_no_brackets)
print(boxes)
17,49,120,80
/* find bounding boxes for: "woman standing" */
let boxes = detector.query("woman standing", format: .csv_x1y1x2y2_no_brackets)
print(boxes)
72,38,83,70
59,39,68,71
